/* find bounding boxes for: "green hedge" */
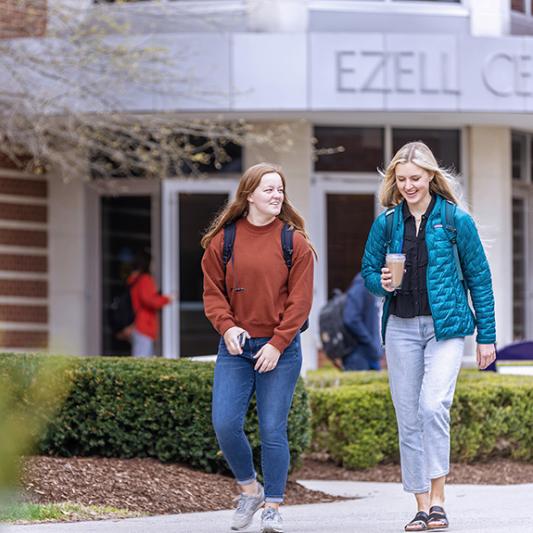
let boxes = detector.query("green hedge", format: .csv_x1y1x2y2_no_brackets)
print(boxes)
307,370,533,469
0,354,311,474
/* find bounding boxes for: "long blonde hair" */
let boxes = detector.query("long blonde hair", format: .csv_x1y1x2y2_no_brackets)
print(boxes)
379,141,462,208
201,162,317,257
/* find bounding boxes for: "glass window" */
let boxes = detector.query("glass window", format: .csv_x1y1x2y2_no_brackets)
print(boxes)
511,0,526,13
392,128,461,173
314,127,384,173
168,135,242,176
90,133,242,179
512,197,526,340
529,135,533,182
512,133,526,181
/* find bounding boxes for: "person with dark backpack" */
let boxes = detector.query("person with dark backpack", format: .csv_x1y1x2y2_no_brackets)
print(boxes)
201,162,315,533
342,273,383,371
319,273,383,370
318,288,356,367
110,278,138,341
362,141,496,532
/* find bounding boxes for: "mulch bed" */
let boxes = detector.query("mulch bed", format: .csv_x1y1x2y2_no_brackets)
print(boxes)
21,455,533,516
294,455,533,485
22,457,343,515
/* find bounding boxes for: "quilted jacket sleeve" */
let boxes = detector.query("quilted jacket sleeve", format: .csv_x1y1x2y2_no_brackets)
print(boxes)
456,212,496,344
361,213,388,298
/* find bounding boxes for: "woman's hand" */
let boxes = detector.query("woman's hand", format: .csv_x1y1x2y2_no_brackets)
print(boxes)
253,343,281,373
223,326,248,355
381,267,395,292
477,343,496,370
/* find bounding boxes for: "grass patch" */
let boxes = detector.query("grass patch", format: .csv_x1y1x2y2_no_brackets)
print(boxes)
0,502,140,523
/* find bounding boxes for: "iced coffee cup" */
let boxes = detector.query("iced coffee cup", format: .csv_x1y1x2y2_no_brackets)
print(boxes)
385,253,406,289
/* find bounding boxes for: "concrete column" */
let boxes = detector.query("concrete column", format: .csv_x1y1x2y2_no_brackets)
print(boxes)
48,177,88,355
469,0,510,36
468,126,512,351
244,121,317,372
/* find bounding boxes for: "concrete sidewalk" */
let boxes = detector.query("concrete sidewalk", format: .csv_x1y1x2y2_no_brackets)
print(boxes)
4,481,531,533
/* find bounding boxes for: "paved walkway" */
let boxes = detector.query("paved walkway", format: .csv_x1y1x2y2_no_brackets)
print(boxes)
4,480,531,533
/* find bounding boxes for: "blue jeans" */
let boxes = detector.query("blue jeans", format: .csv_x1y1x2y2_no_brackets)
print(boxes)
385,315,464,493
212,335,302,503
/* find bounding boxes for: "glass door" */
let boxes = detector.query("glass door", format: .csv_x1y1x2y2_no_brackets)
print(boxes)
162,179,238,358
326,193,376,297
101,195,152,355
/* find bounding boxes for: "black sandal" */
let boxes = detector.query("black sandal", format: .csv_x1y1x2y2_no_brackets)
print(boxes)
427,506,449,530
404,511,429,531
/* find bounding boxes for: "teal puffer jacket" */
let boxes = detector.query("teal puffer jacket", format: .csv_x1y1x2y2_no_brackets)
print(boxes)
361,194,496,345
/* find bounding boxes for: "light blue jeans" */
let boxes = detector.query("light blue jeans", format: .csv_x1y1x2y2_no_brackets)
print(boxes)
131,329,154,358
385,315,464,493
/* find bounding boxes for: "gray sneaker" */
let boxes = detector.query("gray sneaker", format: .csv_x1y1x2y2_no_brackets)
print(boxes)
260,507,283,533
230,483,265,530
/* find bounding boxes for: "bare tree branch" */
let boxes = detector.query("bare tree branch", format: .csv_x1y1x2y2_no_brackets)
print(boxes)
0,0,293,179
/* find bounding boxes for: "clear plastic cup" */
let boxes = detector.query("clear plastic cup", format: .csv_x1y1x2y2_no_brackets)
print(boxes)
385,253,406,289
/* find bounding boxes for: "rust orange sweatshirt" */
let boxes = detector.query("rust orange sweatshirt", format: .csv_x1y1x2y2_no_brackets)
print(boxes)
201,217,314,353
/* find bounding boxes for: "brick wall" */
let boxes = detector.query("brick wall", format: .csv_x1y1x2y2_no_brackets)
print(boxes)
0,169,48,351
0,0,47,39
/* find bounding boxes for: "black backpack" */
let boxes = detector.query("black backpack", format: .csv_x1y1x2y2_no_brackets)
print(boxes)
318,289,358,361
222,221,309,332
110,276,140,334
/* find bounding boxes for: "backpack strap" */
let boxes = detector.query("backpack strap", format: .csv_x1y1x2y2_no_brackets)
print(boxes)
281,223,294,269
384,208,395,254
441,200,465,284
281,223,309,332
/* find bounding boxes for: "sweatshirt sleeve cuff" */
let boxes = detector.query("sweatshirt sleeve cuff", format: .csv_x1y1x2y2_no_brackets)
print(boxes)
218,319,236,337
268,336,288,354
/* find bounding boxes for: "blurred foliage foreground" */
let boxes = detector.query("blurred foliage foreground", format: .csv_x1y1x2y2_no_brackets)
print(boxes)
0,355,72,508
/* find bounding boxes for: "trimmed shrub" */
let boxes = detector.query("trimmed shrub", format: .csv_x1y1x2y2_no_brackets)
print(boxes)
0,354,311,474
307,370,533,469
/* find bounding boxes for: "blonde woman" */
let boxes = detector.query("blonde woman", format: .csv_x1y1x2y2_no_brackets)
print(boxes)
362,142,496,531
201,163,315,533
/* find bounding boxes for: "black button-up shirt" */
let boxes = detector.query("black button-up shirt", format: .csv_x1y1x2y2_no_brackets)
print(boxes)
389,195,436,319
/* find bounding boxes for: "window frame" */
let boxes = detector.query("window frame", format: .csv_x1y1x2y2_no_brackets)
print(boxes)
85,179,161,356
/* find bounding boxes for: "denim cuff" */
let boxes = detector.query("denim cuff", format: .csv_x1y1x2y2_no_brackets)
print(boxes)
429,470,449,480
265,497,283,503
236,474,257,486
403,485,430,494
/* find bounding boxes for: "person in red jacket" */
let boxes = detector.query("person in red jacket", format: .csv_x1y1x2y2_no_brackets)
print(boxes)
128,249,174,357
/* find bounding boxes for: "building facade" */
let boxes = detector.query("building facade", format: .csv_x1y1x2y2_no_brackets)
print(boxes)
1,0,533,370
